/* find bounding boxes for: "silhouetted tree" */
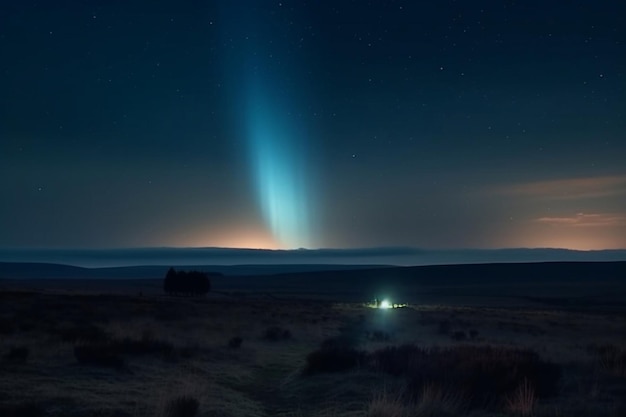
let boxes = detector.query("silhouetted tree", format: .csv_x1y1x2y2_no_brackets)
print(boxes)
163,267,177,294
163,268,212,296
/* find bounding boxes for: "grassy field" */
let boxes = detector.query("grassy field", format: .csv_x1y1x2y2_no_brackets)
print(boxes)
0,277,625,416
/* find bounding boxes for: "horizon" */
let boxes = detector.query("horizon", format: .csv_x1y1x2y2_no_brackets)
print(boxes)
2,246,626,268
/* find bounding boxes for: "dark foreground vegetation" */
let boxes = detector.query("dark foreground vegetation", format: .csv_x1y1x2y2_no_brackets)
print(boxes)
306,341,561,411
0,283,625,416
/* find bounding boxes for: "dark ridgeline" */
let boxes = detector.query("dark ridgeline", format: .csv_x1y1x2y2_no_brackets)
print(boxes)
163,268,216,296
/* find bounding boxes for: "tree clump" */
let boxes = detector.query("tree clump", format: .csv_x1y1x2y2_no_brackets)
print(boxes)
163,268,213,296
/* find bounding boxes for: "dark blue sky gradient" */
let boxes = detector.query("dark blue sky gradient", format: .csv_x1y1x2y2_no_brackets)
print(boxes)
1,1,625,250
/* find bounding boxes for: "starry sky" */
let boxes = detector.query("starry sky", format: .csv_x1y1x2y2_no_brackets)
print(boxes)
1,0,625,251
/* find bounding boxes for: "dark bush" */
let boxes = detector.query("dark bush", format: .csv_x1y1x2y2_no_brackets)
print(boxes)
228,337,243,349
58,324,108,343
3,346,29,363
451,330,467,341
371,344,561,410
438,320,451,335
320,334,360,350
116,333,174,356
369,330,391,341
305,346,367,374
469,329,479,340
164,396,199,417
73,332,174,368
0,317,16,335
74,344,125,369
589,344,626,377
0,403,45,417
263,326,292,341
371,344,430,376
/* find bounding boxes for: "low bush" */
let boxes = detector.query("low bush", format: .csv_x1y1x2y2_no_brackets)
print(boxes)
0,403,45,417
305,346,367,374
58,324,109,343
3,346,29,363
589,344,626,377
369,330,391,342
371,344,561,410
451,330,466,341
116,334,174,356
438,320,451,335
73,332,176,368
263,326,292,341
74,344,125,369
320,334,359,350
469,329,479,340
228,336,243,349
164,395,199,417
0,317,16,335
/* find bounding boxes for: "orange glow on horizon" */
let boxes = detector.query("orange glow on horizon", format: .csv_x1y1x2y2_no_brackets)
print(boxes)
169,224,283,250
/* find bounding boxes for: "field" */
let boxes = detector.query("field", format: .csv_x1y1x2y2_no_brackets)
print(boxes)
1,263,626,416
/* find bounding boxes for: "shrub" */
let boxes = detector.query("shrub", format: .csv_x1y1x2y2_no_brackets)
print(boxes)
3,346,29,363
320,334,359,350
371,344,430,377
589,344,626,377
438,320,451,335
369,330,391,342
370,344,561,410
305,346,367,374
116,333,174,356
366,391,405,417
469,329,479,340
0,403,45,417
164,396,199,417
263,326,292,341
73,344,125,369
0,317,15,335
228,337,243,349
58,324,108,343
451,330,466,341
415,383,466,416
505,379,536,416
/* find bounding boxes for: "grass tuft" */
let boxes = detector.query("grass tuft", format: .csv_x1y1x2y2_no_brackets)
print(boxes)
371,344,560,410
505,378,536,416
589,344,626,377
164,395,199,417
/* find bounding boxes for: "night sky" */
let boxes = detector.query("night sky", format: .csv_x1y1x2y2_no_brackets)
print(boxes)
1,1,625,251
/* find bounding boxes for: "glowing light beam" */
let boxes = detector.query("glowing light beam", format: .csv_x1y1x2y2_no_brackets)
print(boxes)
246,85,312,249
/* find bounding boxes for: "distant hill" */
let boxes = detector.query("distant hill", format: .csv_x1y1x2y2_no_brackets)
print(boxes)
2,261,625,309
0,262,390,280
1,247,625,268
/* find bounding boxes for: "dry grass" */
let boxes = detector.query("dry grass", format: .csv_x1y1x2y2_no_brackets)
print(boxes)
505,379,536,416
0,287,625,416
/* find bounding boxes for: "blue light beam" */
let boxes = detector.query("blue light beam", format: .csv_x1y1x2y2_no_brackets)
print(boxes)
246,85,312,249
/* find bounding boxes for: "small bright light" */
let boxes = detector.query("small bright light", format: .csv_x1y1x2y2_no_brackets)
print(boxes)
380,299,391,309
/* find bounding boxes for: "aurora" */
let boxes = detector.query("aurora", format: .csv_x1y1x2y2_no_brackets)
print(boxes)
246,82,313,249
218,1,316,249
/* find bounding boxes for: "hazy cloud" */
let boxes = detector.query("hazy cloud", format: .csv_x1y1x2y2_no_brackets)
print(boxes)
535,212,626,227
501,175,626,200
